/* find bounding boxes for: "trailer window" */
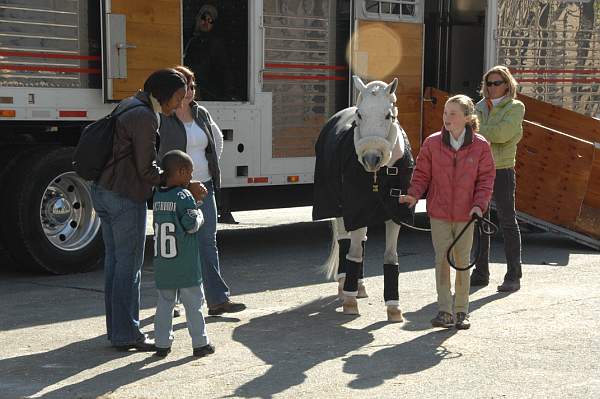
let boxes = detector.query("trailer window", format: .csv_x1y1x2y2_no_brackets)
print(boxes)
182,1,248,102
0,0,101,89
362,0,420,21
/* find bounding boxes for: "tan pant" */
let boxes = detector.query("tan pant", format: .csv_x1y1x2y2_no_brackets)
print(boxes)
430,218,474,314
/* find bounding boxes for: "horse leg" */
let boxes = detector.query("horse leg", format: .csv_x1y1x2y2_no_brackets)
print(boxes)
333,218,351,299
384,220,403,322
332,219,367,299
342,227,367,315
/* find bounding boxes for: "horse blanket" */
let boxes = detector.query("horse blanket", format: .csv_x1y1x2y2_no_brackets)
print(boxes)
312,107,415,231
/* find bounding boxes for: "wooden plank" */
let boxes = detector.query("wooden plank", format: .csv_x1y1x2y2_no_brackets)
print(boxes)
517,94,600,143
516,121,594,226
111,0,180,24
110,0,182,100
422,87,448,140
573,205,600,239
354,20,423,158
582,147,600,208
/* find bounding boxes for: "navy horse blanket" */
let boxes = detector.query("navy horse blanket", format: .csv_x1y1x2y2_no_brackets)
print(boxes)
312,107,415,231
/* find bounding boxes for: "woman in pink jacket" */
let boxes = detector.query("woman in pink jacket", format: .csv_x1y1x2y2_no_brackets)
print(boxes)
400,95,495,329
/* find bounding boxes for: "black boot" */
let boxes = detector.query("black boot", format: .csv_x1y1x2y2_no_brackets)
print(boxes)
342,259,361,295
383,263,399,303
337,239,351,277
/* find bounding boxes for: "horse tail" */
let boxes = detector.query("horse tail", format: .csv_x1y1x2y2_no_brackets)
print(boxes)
322,219,339,281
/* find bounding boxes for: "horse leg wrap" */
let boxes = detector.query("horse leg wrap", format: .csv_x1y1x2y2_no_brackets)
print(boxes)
357,241,368,298
336,239,351,280
383,263,400,305
342,259,361,296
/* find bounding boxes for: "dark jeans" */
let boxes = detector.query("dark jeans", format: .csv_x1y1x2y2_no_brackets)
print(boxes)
473,168,522,282
91,184,147,346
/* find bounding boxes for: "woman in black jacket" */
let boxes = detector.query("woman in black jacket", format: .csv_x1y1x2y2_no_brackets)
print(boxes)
159,66,246,316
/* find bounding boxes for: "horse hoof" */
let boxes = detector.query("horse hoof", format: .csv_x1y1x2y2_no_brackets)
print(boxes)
357,283,368,299
387,306,403,322
343,297,359,315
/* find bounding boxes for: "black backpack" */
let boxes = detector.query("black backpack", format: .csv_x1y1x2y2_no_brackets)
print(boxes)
72,102,147,181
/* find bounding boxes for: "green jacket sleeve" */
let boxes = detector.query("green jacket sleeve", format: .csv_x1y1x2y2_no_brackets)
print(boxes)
479,101,525,145
176,189,204,234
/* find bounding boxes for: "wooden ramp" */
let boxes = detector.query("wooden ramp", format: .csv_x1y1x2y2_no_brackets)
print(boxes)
422,87,600,249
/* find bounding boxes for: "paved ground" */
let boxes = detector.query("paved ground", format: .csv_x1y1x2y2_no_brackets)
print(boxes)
0,206,599,399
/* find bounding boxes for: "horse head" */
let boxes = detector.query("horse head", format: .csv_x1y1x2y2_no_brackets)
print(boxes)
352,75,403,173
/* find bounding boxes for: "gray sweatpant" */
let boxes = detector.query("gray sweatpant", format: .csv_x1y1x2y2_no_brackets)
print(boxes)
154,285,209,349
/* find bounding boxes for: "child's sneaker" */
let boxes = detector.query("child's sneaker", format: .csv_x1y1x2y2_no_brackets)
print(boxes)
193,343,215,358
431,311,454,328
455,312,471,330
155,347,171,357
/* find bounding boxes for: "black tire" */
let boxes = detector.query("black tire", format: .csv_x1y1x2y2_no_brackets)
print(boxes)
1,146,104,274
0,145,44,269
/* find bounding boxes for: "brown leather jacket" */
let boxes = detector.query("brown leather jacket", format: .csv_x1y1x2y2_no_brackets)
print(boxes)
98,91,164,202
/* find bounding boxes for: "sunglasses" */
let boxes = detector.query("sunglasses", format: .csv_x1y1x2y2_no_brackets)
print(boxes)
200,14,214,24
486,80,505,87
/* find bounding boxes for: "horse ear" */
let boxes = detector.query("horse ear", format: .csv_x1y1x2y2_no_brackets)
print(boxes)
353,75,367,95
387,78,398,95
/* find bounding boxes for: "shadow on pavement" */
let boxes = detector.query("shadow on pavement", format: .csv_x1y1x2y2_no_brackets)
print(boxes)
342,292,510,390
230,296,388,398
0,332,195,399
0,220,591,334
231,293,507,397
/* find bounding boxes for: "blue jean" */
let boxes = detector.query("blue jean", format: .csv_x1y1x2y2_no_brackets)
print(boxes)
199,181,230,306
91,183,147,346
155,285,209,349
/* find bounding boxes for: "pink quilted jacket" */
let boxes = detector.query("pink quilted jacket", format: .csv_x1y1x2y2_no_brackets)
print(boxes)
408,126,495,222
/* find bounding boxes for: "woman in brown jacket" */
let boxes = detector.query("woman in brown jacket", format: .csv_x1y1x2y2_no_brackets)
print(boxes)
91,69,190,351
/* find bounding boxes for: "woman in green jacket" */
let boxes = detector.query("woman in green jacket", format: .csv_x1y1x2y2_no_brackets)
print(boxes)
470,65,525,292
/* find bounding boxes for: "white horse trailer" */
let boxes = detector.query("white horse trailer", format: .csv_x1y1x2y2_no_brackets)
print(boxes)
1,0,599,273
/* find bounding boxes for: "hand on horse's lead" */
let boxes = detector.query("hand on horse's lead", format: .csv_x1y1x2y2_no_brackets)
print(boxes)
399,194,417,208
188,181,208,202
469,206,483,218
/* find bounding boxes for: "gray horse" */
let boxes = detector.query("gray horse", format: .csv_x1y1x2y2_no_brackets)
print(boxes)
313,76,414,321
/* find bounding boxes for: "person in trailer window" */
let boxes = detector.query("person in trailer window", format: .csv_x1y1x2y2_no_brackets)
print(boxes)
183,3,236,101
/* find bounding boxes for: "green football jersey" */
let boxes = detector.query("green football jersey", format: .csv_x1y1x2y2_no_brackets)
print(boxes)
153,186,203,289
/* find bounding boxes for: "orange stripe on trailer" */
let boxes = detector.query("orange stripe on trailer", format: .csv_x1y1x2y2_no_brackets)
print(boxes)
265,63,348,71
287,175,300,183
247,177,269,183
263,73,346,81
0,110,16,117
518,78,600,84
511,68,600,75
59,110,87,118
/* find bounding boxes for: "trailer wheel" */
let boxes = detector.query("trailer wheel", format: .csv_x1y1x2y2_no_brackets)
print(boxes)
1,147,103,274
0,146,46,269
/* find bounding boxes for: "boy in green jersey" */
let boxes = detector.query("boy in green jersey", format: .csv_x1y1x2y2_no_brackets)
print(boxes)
153,150,215,358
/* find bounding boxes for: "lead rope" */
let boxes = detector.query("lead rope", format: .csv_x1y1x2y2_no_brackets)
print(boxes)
446,214,498,271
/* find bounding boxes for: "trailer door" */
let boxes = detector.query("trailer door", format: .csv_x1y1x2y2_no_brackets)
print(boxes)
352,0,424,154
102,0,182,101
